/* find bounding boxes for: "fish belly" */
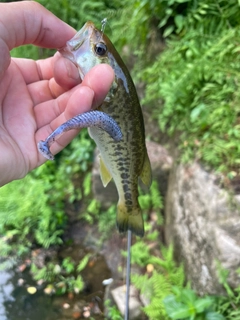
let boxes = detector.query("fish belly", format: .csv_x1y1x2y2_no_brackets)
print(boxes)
88,125,144,236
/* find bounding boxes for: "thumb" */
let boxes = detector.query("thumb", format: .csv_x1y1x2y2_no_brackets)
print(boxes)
0,1,75,79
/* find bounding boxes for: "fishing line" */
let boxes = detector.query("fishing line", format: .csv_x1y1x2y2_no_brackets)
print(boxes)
124,230,132,320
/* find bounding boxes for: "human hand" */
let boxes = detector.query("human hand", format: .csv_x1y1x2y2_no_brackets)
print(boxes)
0,1,114,187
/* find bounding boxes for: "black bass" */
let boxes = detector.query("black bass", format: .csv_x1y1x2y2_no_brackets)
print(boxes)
41,21,152,236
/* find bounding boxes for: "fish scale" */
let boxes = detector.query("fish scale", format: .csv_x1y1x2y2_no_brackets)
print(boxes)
60,21,152,236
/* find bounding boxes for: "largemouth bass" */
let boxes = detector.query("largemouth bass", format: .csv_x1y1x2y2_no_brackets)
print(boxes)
45,21,152,236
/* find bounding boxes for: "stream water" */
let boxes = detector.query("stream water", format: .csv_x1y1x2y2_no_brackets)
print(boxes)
0,244,112,320
0,268,58,320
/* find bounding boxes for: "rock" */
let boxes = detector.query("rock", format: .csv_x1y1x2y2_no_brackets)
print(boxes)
146,141,173,197
72,311,81,319
165,162,240,294
111,285,143,319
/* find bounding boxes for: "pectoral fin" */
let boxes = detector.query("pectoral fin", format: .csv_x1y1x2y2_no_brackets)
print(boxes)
99,156,112,187
140,152,152,188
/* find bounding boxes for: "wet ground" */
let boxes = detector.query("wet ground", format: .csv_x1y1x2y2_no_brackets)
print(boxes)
0,268,59,320
0,244,112,320
0,214,140,320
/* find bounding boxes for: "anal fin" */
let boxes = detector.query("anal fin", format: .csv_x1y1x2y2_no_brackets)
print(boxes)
99,156,112,187
139,152,152,188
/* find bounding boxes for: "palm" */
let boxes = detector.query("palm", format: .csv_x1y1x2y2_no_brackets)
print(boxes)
0,55,114,185
1,60,39,181
0,2,114,186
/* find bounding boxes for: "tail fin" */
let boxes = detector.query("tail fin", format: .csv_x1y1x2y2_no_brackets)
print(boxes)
116,203,144,237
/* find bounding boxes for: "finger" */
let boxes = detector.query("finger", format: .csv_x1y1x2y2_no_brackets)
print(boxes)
36,86,94,163
27,71,80,107
12,57,54,84
12,57,64,103
14,54,81,105
34,84,93,129
0,2,75,50
81,64,115,108
54,54,80,89
13,53,80,85
34,64,114,127
0,1,75,78
28,55,81,104
28,79,67,106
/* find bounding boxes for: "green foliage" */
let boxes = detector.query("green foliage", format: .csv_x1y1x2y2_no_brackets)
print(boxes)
128,241,151,267
139,180,163,223
141,0,240,174
216,289,240,320
77,253,90,272
164,287,224,320
0,129,95,264
3,1,240,318
31,254,90,295
36,0,123,31
31,262,60,283
0,175,64,259
10,0,126,59
97,204,118,239
214,262,240,319
62,257,75,274
32,130,95,203
130,243,239,319
131,244,185,319
104,299,123,320
56,274,85,294
9,0,240,175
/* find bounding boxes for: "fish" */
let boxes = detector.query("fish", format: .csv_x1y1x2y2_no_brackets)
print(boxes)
60,21,152,236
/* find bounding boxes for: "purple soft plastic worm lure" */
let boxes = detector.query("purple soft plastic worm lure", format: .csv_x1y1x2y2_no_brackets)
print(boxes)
38,110,122,160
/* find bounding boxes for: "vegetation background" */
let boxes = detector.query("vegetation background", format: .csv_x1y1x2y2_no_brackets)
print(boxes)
1,0,240,319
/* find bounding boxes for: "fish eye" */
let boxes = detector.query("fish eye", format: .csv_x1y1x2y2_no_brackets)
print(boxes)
95,42,107,56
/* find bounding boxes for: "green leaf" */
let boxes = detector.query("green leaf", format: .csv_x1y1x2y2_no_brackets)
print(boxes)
181,288,197,304
164,295,191,319
195,297,214,313
205,312,226,320
62,258,75,274
83,172,92,196
175,15,184,32
77,254,90,272
190,104,207,122
74,275,85,292
163,26,175,38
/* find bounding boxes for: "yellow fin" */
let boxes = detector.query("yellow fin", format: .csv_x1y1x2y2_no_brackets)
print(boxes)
140,152,152,188
116,202,144,237
99,156,112,187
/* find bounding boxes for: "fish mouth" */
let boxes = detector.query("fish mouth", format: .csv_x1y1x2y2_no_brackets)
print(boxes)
58,22,95,80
